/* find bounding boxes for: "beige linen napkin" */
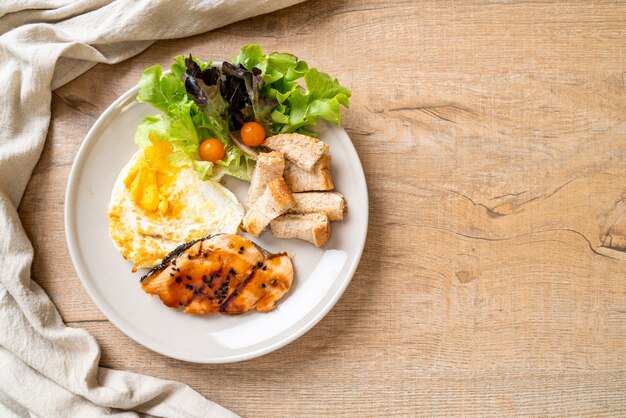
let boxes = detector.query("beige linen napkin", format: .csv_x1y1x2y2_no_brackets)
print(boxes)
0,1,302,417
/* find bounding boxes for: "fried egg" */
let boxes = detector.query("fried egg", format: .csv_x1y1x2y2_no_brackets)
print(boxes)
108,144,244,271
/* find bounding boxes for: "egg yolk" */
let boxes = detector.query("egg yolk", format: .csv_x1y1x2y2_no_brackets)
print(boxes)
124,137,179,214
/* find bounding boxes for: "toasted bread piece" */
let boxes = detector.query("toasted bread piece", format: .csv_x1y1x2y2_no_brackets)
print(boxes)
264,133,329,170
243,178,295,237
288,192,346,221
270,213,330,247
247,151,285,207
283,155,334,192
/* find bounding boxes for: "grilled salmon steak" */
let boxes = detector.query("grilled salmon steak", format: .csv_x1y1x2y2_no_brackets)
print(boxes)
140,234,294,314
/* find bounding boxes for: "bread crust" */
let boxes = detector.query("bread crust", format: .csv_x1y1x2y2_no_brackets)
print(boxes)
270,213,331,247
264,133,328,170
242,178,295,237
288,192,346,221
246,151,285,207
283,155,334,192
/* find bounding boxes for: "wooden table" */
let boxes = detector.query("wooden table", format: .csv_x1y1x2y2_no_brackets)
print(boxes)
18,1,626,416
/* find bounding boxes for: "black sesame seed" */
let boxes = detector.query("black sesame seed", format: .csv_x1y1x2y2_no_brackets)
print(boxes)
229,268,237,275
186,275,192,280
185,284,193,290
261,283,266,288
175,277,182,283
203,253,208,258
187,254,192,259
261,265,267,271
172,259,176,266
169,273,174,277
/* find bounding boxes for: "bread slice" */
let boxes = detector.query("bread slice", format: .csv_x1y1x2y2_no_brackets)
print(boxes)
242,178,295,238
288,192,346,221
270,213,330,247
246,151,285,207
283,155,334,192
264,133,329,171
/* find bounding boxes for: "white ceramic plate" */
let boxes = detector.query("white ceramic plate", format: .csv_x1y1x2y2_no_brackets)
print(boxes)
65,83,368,363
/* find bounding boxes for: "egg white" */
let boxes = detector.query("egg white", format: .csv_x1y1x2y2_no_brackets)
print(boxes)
108,151,244,270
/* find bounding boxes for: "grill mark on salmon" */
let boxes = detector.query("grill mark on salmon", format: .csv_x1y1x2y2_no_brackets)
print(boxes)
140,234,294,314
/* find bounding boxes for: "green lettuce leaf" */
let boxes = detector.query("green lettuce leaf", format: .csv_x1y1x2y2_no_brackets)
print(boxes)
136,63,253,181
231,44,264,71
231,44,351,136
137,65,186,115
134,46,350,182
269,66,350,133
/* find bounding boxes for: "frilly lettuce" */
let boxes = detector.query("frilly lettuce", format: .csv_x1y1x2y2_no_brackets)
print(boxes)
134,45,350,182
231,45,351,135
136,63,253,181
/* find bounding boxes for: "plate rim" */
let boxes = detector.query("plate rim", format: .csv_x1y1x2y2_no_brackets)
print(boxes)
64,82,369,363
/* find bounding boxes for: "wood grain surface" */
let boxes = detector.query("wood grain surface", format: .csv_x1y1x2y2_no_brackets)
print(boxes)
17,0,626,416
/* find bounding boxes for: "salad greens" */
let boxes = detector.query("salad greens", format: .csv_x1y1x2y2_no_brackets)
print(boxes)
135,44,351,182
231,45,351,134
